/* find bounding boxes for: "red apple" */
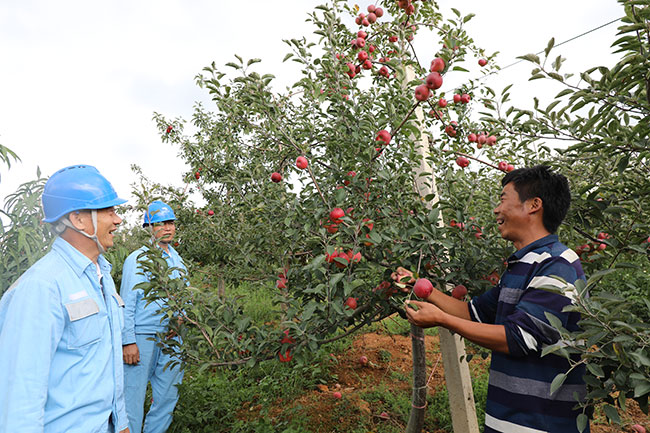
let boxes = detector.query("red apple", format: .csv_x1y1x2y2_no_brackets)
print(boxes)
330,207,345,222
460,93,471,103
325,223,338,234
363,60,373,70
415,84,430,101
362,18,370,26
271,172,282,183
413,278,434,298
368,45,375,53
430,57,445,72
506,164,515,172
453,94,461,103
425,72,443,90
359,355,368,365
195,171,200,180
166,125,173,133
356,37,366,48
478,58,487,67
477,134,487,145
598,243,607,251
379,66,389,77
405,3,414,15
631,424,646,433
332,391,342,399
376,129,391,145
379,412,390,420
438,98,447,108
345,297,358,309
296,156,308,169
367,12,377,23
468,133,477,142
389,35,398,43
374,7,384,17
357,30,367,39
498,161,508,172
367,4,376,13
486,135,497,146
456,156,469,168
207,210,214,216
451,284,467,299
445,124,457,137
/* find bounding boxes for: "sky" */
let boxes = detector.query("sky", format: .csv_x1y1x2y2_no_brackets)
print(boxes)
0,0,623,223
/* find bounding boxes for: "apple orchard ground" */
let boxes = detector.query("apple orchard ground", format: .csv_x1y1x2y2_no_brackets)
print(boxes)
236,325,647,432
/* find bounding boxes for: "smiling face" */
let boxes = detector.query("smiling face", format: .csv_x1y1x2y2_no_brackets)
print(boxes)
94,207,123,250
493,182,535,249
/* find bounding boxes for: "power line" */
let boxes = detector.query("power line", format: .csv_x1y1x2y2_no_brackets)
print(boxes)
479,16,623,79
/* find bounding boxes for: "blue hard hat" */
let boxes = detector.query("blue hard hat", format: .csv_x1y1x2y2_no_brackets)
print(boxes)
42,165,127,223
143,200,176,226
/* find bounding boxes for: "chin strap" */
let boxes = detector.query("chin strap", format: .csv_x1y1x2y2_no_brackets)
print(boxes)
59,209,106,255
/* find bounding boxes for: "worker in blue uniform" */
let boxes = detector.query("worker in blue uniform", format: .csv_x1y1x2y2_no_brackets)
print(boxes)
0,164,130,433
121,200,187,433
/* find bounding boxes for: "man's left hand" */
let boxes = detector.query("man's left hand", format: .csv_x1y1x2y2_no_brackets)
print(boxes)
404,300,445,328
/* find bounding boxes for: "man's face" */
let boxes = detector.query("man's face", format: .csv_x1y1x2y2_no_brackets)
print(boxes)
152,220,176,244
92,207,122,250
493,182,529,245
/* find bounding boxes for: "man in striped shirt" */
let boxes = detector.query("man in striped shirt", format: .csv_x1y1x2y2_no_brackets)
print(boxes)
399,165,588,432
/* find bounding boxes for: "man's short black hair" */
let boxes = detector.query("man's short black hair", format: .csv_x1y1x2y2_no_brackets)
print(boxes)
501,165,571,233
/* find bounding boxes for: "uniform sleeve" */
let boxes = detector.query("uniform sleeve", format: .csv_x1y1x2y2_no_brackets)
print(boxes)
120,253,147,345
0,279,65,432
503,257,583,357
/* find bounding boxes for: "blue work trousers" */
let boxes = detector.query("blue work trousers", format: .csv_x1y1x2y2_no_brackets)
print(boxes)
124,334,183,433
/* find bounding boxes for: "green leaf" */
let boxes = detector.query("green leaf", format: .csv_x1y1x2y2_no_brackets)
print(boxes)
544,37,555,56
634,381,650,398
517,53,541,64
577,413,589,433
587,363,605,378
550,373,567,395
602,404,621,424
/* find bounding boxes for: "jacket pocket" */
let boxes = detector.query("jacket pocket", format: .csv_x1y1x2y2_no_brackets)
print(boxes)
64,297,102,349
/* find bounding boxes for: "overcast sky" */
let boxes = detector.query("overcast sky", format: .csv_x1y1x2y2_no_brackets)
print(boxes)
0,0,622,219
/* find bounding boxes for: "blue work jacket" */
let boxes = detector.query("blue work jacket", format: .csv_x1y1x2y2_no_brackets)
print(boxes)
0,237,128,433
120,244,187,344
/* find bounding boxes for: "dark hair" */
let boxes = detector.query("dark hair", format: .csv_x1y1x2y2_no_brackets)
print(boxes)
501,165,570,233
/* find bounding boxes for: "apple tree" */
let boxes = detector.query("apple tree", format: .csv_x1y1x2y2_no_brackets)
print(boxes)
141,0,541,430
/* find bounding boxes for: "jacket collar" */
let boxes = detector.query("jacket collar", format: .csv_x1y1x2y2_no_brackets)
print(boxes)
52,236,112,277
509,234,558,262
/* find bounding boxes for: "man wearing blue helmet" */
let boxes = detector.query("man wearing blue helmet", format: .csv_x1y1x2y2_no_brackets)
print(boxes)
0,164,130,432
121,200,187,433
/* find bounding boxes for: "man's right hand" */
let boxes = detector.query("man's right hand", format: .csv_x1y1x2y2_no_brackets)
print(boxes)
123,343,140,365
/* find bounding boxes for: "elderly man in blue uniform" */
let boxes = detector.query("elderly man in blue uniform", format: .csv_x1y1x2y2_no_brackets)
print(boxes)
396,165,589,432
0,164,130,433
121,200,187,433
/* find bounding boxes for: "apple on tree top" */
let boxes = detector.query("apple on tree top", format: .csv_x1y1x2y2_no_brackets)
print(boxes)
296,156,308,169
329,207,345,222
375,129,391,145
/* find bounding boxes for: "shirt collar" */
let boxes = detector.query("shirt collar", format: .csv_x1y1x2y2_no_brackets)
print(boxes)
509,234,558,262
52,237,112,277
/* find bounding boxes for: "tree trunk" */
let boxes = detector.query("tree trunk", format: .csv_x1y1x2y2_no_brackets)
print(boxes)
406,324,427,433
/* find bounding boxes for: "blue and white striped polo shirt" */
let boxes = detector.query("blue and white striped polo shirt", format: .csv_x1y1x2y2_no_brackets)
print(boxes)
469,234,588,433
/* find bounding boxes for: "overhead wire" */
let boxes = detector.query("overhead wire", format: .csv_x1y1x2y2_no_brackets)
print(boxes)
477,16,623,81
